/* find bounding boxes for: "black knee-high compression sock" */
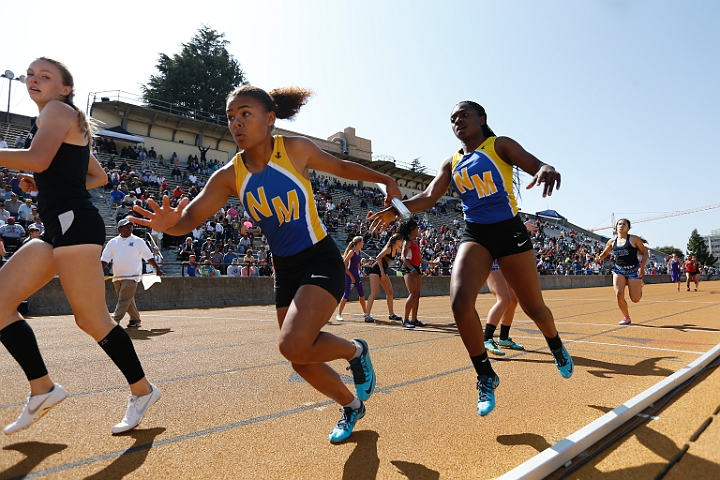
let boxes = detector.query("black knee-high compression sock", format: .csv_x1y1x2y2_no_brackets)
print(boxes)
545,334,563,351
499,325,511,341
0,320,49,381
483,324,497,342
470,352,495,378
98,325,145,384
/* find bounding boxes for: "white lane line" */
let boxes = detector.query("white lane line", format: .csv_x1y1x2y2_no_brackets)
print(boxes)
143,314,277,322
489,318,720,332
404,327,707,355
546,298,720,305
563,339,704,355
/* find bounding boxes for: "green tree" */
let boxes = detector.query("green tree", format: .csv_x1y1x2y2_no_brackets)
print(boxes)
686,229,717,266
655,246,684,259
409,157,426,173
143,25,247,121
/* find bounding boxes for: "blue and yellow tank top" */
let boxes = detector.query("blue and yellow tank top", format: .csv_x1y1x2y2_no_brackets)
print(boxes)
450,136,518,224
233,136,326,257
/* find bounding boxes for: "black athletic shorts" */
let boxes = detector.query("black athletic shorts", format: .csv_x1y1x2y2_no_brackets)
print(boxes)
400,264,419,276
368,263,382,276
272,236,346,308
41,207,106,248
369,257,392,277
460,215,533,260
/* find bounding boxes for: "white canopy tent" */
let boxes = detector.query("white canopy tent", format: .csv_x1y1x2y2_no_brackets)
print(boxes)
95,129,144,143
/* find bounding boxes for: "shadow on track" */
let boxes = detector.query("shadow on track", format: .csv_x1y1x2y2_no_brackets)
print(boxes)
1,441,67,480
501,354,677,379
125,328,174,341
83,427,166,480
341,430,380,480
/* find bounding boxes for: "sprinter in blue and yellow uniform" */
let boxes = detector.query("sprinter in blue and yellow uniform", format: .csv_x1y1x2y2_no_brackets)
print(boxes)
369,101,573,417
132,85,402,443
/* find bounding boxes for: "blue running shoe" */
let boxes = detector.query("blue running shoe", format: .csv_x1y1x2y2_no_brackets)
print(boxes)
551,345,574,379
476,374,500,416
402,321,415,329
498,338,525,350
410,319,426,327
347,339,376,401
484,340,505,356
329,402,365,443
389,314,403,322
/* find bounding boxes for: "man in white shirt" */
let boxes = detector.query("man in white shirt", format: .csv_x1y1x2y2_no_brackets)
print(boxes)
238,234,252,253
191,225,204,241
101,218,162,328
0,217,25,250
226,258,242,277
0,135,8,149
0,204,11,224
17,199,34,226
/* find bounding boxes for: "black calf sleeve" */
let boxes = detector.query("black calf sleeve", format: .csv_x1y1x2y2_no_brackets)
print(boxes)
0,320,49,381
98,325,145,385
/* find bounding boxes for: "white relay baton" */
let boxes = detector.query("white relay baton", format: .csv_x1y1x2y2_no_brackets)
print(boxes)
376,183,412,220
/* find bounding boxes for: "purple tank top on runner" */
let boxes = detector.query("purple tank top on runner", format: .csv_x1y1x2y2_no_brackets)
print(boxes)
348,250,362,275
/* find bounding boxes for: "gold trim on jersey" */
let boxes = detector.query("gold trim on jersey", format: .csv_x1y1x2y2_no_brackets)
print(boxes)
451,136,518,217
232,136,326,244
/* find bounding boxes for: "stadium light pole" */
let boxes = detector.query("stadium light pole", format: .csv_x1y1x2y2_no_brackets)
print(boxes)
1,70,26,123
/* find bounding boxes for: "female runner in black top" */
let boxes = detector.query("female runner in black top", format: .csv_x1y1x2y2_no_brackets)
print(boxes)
0,58,159,435
596,218,648,325
365,233,404,323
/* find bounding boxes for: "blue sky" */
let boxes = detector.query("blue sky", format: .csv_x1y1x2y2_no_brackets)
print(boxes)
3,0,718,252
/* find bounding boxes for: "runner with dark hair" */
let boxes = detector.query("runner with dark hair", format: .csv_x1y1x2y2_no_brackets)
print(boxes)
132,84,402,443
596,218,649,325
369,100,573,416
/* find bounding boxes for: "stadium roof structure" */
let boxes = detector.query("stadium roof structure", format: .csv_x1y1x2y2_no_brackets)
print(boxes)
352,159,435,186
95,125,145,143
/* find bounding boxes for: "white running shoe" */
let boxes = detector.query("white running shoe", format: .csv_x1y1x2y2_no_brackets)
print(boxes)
112,383,161,434
336,314,344,321
4,383,68,435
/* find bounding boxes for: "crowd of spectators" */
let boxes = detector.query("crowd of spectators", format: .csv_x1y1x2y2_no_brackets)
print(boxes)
0,169,45,257
5,134,719,282
523,219,710,277
2,139,265,274
170,204,272,277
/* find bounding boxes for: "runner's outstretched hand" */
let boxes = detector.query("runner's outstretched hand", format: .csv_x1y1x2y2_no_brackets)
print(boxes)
367,208,398,233
131,195,189,232
526,165,561,197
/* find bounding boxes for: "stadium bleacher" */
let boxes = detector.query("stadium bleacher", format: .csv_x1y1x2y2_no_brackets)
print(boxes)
0,119,691,278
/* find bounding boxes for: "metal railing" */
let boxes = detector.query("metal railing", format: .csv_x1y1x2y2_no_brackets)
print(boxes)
87,90,228,126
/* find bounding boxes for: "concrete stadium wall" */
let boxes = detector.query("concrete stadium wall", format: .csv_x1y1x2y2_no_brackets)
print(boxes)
25,274,715,316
